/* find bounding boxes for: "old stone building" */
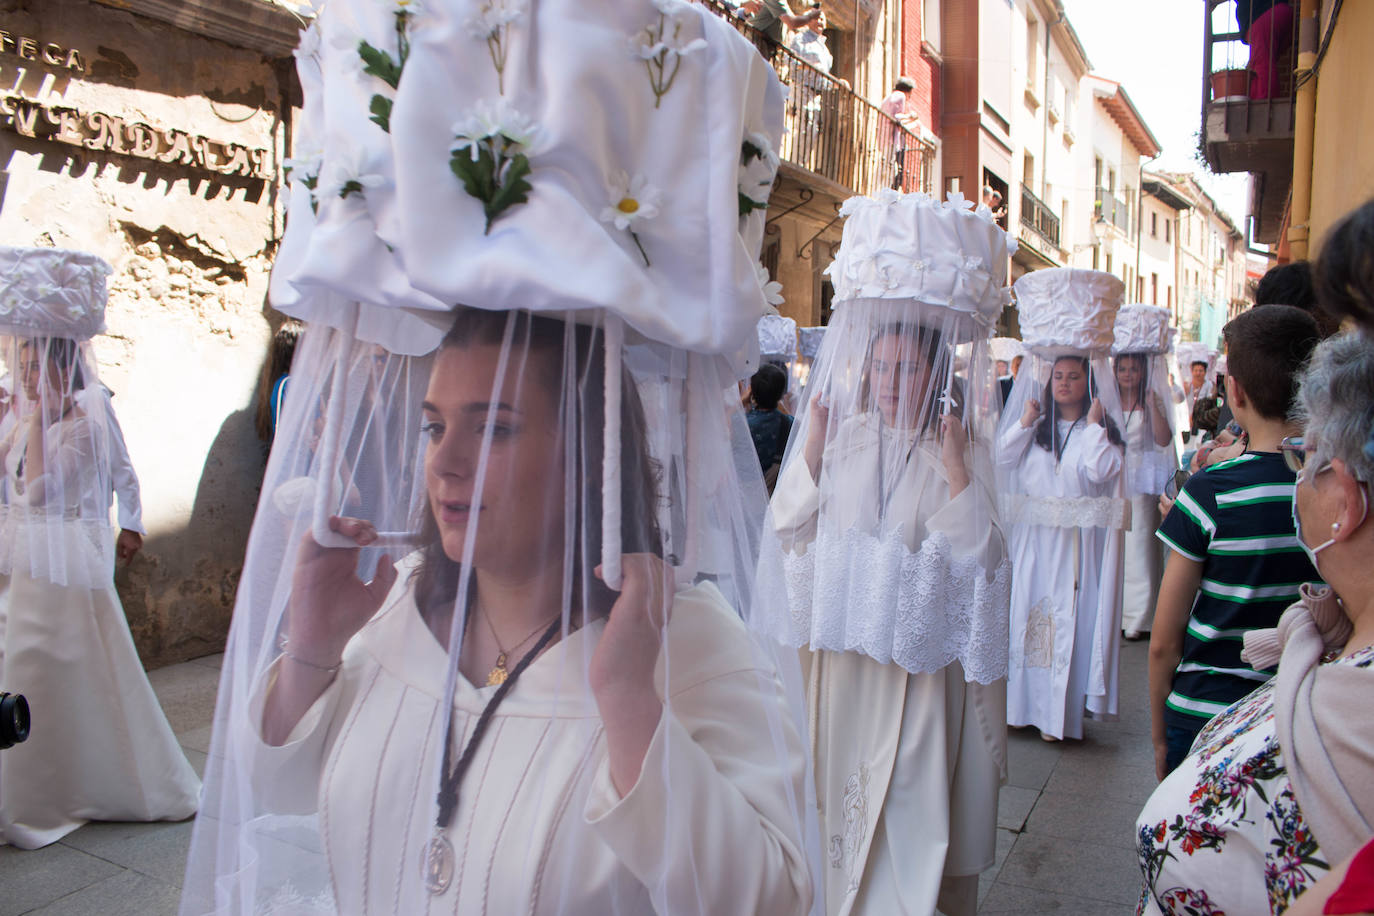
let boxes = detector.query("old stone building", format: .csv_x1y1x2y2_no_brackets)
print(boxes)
0,0,302,665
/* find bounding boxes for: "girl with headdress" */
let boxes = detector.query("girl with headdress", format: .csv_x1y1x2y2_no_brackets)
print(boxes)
0,247,200,848
1111,305,1177,639
996,268,1127,741
180,2,816,913
758,191,1013,916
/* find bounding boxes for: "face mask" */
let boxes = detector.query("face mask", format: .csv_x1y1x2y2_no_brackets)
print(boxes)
1292,463,1370,570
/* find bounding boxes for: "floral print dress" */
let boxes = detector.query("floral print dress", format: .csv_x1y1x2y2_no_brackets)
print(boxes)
1135,643,1374,915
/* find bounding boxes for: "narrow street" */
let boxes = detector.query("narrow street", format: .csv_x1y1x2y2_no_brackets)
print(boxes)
0,641,1154,915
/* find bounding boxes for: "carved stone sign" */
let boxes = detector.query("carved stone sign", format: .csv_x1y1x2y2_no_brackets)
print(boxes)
0,94,273,181
0,30,85,72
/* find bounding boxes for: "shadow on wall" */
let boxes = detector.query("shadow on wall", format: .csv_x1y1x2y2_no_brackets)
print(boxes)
117,405,263,668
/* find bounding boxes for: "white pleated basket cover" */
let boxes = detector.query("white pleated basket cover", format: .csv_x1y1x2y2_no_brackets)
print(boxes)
1014,267,1123,358
1112,303,1172,356
0,246,109,340
758,314,798,361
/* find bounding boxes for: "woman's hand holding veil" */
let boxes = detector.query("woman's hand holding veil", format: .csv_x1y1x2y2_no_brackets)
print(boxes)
592,553,674,796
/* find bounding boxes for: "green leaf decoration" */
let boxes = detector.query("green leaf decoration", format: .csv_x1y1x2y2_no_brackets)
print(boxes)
449,137,534,234
339,179,364,198
358,40,402,89
741,139,765,165
739,191,768,218
369,94,393,133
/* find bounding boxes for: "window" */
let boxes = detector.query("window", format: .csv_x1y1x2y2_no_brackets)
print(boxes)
1151,272,1159,305
1136,275,1144,300
1106,251,1113,274
1150,212,1158,238
1026,15,1039,89
1092,246,1100,270
1165,220,1171,243
1167,286,1172,310
1023,151,1035,189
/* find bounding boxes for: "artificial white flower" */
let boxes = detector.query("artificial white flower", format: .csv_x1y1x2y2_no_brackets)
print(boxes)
600,171,662,231
282,152,323,180
463,0,527,40
738,153,777,208
319,150,388,199
295,23,322,62
944,189,974,210
912,258,929,272
652,0,694,16
744,131,780,170
450,98,541,160
962,255,985,271
874,187,902,206
393,0,425,15
755,263,784,308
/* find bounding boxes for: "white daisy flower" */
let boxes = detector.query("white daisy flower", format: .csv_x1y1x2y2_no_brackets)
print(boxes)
463,0,527,40
738,153,777,207
652,0,694,16
319,150,388,200
600,171,662,231
744,131,780,170
450,98,541,160
755,263,784,308
944,189,974,210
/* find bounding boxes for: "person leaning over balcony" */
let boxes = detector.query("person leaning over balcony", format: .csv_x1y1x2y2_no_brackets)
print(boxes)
748,0,821,50
1236,0,1294,100
880,77,919,190
1135,329,1374,916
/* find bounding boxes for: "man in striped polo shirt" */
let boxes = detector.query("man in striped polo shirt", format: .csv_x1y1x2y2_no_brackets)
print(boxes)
1149,305,1322,779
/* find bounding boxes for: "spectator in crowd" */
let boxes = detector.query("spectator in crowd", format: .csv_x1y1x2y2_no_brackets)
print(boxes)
1149,305,1321,780
1255,260,1340,338
748,0,821,52
746,363,793,493
1136,328,1374,916
254,318,302,451
1315,195,1374,331
880,77,919,190
786,6,832,73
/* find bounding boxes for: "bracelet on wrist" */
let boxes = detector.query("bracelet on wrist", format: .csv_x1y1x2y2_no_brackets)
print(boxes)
277,634,342,674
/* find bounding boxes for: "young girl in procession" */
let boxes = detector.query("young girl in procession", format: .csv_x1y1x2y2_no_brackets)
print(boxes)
180,3,819,914
0,246,200,847
997,268,1128,741
757,190,1013,916
1111,305,1177,640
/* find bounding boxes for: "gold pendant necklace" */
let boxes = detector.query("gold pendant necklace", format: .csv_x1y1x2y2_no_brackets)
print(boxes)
486,653,509,687
479,605,559,688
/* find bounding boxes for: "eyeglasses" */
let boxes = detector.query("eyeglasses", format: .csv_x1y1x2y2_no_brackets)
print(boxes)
1278,437,1310,474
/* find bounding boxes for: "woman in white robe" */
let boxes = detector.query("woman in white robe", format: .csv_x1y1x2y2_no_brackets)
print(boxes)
998,355,1126,740
0,336,199,848
757,186,1016,916
1113,350,1174,639
238,310,812,915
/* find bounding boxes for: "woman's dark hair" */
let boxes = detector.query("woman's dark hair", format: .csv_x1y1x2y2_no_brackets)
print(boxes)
1315,196,1374,333
1034,356,1123,454
411,308,662,621
861,323,958,430
749,364,788,411
254,318,302,443
26,337,86,392
1113,352,1155,441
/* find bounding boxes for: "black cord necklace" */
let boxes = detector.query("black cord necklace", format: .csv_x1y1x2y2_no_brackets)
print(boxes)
421,612,562,895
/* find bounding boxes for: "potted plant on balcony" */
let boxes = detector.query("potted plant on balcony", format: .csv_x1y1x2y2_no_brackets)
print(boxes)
1209,68,1252,102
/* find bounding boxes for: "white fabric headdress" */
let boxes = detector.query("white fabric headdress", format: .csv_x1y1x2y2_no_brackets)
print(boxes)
1014,267,1124,358
989,336,1024,363
757,314,798,362
1111,304,1172,356
0,246,110,341
798,327,826,361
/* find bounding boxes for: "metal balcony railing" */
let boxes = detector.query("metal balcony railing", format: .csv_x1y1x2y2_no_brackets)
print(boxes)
1095,189,1131,234
1019,183,1060,248
702,0,935,197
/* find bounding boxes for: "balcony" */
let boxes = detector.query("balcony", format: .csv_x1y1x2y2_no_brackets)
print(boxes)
1095,189,1131,234
703,1,935,198
1019,184,1060,248
1199,0,1296,243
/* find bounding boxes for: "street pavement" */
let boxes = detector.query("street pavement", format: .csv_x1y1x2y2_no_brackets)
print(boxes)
0,641,1154,915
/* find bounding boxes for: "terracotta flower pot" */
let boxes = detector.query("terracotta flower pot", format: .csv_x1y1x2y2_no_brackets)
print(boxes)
1210,68,1252,102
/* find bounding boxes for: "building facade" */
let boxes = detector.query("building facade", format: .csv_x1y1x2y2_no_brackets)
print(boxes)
0,0,301,665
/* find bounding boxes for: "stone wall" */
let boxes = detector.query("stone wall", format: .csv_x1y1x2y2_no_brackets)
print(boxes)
0,0,294,666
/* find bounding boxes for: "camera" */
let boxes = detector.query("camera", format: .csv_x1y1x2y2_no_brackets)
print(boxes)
0,692,31,749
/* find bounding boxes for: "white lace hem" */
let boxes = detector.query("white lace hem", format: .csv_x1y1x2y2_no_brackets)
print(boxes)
999,493,1131,530
759,527,1010,684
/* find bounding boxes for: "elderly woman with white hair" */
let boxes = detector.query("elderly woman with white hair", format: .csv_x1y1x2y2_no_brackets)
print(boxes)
1135,330,1374,915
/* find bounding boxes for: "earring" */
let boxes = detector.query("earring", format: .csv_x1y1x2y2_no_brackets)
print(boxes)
1332,522,1342,532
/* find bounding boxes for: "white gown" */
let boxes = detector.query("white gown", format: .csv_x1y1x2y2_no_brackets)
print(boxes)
247,573,811,916
1120,415,1164,635
0,415,200,849
998,418,1125,740
771,416,1008,916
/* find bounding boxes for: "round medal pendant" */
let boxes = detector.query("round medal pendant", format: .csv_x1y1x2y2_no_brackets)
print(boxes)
422,833,455,895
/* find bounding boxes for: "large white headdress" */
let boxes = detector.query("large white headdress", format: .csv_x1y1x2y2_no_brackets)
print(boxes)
1112,304,1172,356
1013,267,1124,358
0,246,110,340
